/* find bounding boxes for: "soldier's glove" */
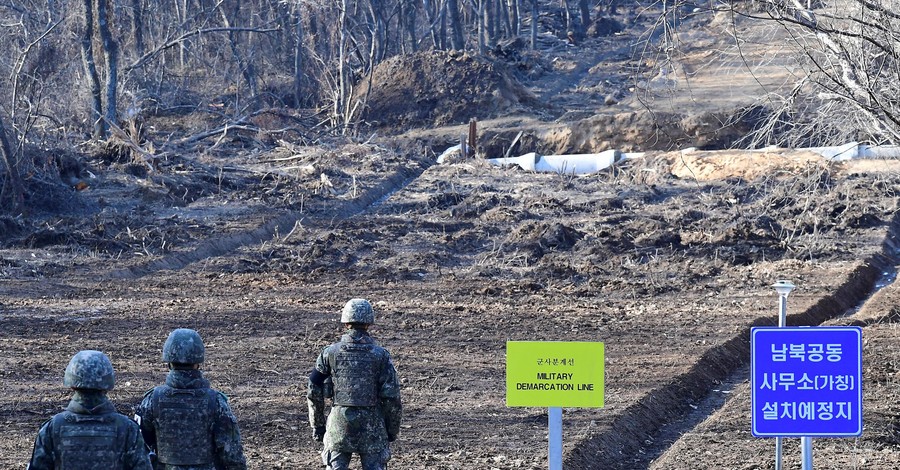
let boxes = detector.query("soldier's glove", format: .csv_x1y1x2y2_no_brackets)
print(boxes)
313,426,326,442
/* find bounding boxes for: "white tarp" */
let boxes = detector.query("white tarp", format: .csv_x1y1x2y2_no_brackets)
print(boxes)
486,150,640,175
436,144,468,164
800,142,900,161
442,141,900,174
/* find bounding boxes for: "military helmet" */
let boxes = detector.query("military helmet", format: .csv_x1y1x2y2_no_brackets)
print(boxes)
63,350,116,391
162,328,205,364
341,298,375,324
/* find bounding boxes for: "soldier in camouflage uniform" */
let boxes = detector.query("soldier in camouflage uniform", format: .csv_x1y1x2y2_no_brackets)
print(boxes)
28,350,153,470
308,299,403,470
134,329,247,470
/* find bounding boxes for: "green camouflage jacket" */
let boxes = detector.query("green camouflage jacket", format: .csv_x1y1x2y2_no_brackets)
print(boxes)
29,393,152,470
135,369,247,470
308,329,402,454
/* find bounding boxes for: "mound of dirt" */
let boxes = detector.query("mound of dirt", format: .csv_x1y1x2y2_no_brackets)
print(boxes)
356,50,540,131
665,148,828,181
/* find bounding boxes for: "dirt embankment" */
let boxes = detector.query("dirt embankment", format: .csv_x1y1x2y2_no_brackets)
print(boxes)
356,50,543,132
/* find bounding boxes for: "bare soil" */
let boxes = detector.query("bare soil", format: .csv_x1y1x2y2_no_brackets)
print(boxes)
2,5,900,470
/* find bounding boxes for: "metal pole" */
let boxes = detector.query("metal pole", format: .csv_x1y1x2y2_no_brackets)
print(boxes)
775,437,783,470
778,293,788,328
775,292,787,470
549,407,562,470
771,280,795,470
801,436,813,469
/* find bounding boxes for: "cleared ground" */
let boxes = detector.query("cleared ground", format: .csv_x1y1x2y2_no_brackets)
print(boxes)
2,148,899,468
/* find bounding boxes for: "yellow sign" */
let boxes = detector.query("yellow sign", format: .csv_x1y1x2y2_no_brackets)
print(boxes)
506,341,605,408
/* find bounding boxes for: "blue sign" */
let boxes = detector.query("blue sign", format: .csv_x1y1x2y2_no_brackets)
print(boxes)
751,326,862,437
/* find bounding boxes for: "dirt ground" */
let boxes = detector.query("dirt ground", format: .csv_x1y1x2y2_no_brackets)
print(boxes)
2,4,900,470
2,148,899,469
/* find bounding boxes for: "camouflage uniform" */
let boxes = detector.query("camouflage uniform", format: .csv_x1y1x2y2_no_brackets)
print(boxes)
135,369,246,470
308,299,402,470
28,350,152,470
135,329,247,470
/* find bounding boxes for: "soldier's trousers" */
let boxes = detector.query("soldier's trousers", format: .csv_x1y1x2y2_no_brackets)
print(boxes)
322,447,389,470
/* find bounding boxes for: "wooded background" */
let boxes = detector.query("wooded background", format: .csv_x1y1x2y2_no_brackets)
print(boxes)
2,0,900,213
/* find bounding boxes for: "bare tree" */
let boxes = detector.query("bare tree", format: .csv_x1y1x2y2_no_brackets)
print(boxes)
81,0,106,138
97,0,119,132
131,0,145,55
219,1,259,100
530,0,538,49
335,0,351,129
293,2,305,107
729,0,900,145
447,0,466,49
577,0,591,34
508,0,520,36
0,113,23,213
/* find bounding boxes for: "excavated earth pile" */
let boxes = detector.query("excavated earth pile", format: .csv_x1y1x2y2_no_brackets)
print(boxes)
355,50,543,132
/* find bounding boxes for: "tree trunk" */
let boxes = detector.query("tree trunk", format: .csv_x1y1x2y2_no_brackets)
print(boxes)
477,0,485,53
81,0,105,139
375,12,387,63
219,1,259,100
0,114,23,213
364,0,386,65
447,0,465,50
530,0,537,50
439,0,448,50
497,0,511,40
578,0,590,35
97,0,119,131
293,2,304,107
131,0,144,55
485,0,496,47
508,0,519,36
422,0,439,49
335,0,349,128
177,0,188,67
404,0,418,52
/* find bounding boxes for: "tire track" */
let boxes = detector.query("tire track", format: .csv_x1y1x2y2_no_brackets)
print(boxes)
105,162,431,280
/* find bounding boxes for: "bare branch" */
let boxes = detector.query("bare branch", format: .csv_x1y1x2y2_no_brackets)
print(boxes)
124,26,279,73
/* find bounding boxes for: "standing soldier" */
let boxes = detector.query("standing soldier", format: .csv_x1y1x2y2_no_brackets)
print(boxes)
135,328,247,470
308,298,403,470
28,350,152,470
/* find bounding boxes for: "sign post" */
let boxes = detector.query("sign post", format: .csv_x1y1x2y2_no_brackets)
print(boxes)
548,407,562,470
751,326,864,469
771,279,795,470
506,341,605,469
